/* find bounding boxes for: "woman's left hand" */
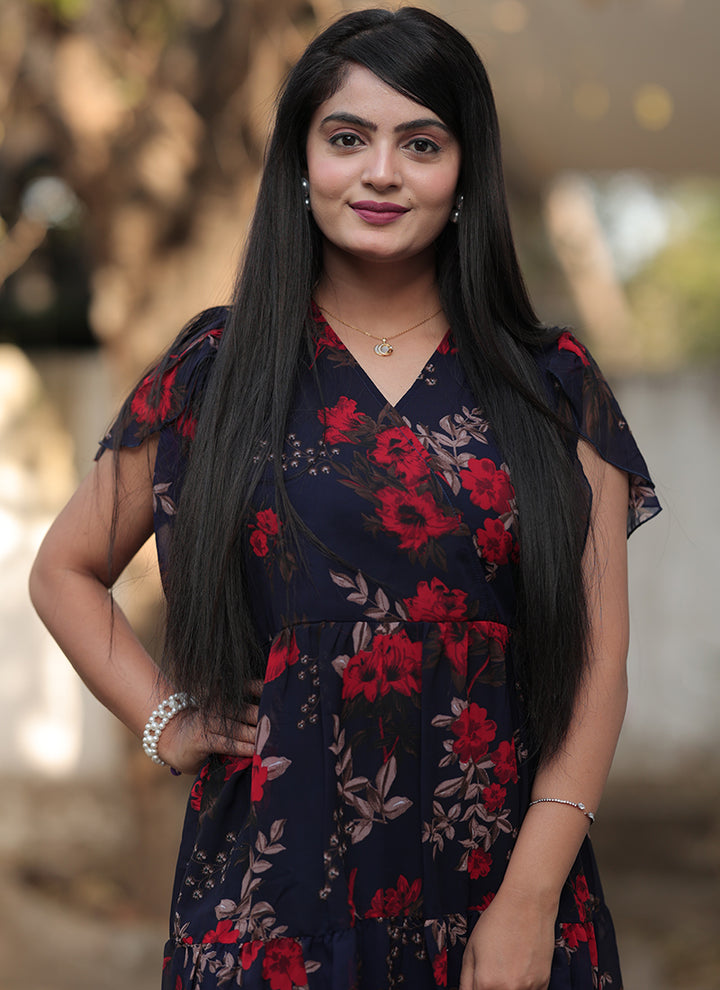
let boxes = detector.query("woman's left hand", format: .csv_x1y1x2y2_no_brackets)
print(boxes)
459,885,556,990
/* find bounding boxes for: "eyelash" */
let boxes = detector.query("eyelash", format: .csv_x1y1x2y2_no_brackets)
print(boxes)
328,133,441,154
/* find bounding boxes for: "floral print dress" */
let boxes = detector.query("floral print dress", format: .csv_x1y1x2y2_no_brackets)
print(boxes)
99,304,660,990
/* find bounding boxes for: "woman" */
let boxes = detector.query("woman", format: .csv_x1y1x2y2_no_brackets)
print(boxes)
30,7,660,989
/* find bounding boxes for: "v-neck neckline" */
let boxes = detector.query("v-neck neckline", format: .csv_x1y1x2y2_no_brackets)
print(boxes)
311,302,452,412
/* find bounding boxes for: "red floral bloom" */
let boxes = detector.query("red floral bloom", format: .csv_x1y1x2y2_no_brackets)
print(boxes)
572,874,592,921
220,755,253,779
481,783,507,813
342,632,422,703
176,977,183,990
251,753,268,802
460,458,514,513
365,875,422,918
256,508,280,535
261,937,307,990
470,892,495,913
189,761,211,811
481,621,510,651
369,428,430,484
348,866,358,924
375,486,459,550
250,529,269,557
489,739,519,784
439,623,468,679
265,631,300,683
432,947,448,986
557,331,590,366
403,577,468,621
467,847,493,879
436,331,457,355
450,704,497,763
240,940,263,970
475,518,516,565
560,922,585,951
130,366,179,427
201,918,240,944
317,396,365,443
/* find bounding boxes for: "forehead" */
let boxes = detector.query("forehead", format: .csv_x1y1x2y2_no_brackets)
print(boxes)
310,64,445,129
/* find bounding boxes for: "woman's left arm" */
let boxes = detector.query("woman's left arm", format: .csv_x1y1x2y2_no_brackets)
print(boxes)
460,440,630,990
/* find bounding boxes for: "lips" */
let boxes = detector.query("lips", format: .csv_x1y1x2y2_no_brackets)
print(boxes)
350,201,409,225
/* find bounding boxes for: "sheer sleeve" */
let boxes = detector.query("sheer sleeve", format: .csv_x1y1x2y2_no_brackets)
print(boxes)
538,330,661,536
95,307,227,458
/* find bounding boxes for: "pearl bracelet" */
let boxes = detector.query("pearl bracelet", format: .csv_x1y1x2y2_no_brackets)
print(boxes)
141,692,194,767
528,797,596,824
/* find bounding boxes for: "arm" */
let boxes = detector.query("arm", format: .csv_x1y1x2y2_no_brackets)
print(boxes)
460,441,630,990
29,441,259,772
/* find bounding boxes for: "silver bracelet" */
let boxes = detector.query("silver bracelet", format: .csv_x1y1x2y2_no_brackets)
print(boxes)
141,692,194,767
528,797,596,824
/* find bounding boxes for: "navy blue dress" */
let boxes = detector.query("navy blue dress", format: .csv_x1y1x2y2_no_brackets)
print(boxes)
100,305,660,990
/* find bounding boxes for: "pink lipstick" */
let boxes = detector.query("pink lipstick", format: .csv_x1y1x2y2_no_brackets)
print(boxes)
350,201,409,225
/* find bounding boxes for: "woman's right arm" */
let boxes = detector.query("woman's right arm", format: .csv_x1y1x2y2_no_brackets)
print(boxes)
29,440,259,772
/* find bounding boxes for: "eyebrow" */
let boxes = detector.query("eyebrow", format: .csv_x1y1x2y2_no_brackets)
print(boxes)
319,112,451,135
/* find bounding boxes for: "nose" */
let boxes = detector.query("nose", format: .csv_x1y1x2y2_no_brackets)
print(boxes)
361,143,401,190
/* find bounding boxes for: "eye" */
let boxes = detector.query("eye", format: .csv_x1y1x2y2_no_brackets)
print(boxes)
406,138,441,154
329,132,364,149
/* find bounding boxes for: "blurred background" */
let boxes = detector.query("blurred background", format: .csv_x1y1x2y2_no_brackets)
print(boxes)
1,0,718,987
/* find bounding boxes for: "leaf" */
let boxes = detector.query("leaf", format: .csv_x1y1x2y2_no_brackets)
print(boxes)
252,859,273,874
343,775,369,793
331,656,349,680
255,714,271,756
375,587,390,612
356,571,368,597
434,777,462,798
264,755,291,780
365,786,383,814
450,697,466,717
384,796,412,820
347,591,369,605
348,795,374,817
269,819,286,843
255,830,267,853
263,843,286,856
330,569,357,589
394,600,409,621
447,802,462,821
352,621,372,653
364,606,389,620
215,899,238,920
375,755,397,797
350,818,374,844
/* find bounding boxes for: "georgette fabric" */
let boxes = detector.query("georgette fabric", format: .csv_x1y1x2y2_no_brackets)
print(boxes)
99,305,660,990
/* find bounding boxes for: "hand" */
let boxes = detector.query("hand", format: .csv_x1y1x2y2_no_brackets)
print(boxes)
156,679,264,774
459,885,556,990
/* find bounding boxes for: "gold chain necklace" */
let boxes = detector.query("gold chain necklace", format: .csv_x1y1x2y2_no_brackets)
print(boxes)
316,303,443,357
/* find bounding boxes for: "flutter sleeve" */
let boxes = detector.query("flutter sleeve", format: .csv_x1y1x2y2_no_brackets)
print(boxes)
95,307,227,458
538,330,661,536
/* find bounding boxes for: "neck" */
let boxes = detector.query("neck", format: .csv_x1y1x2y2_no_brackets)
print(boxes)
315,245,441,329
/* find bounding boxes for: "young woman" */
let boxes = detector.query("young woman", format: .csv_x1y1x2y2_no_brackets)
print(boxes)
30,8,660,989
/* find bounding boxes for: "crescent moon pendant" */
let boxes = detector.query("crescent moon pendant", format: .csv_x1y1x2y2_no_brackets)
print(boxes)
374,341,394,357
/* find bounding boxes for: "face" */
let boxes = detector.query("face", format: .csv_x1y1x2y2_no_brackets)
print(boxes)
305,64,461,266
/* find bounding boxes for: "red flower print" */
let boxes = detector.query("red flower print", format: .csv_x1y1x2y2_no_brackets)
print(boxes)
439,623,468,679
265,631,300,682
348,866,358,924
460,458,514,513
432,947,448,986
251,754,268,802
369,428,430,485
436,330,457,355
375,486,459,551
261,937,307,990
250,529,269,557
482,783,507,814
201,918,240,944
256,508,280,536
130,366,179,427
365,875,422,918
189,761,211,811
318,396,365,443
557,331,590,366
240,940,263,970
450,704,497,763
342,632,422,703
489,739,519,784
481,621,510,651
403,577,468,621
470,892,495,913
475,518,516,565
176,977,183,990
220,755,253,779
467,847,493,879
572,874,593,921
560,922,585,951
162,956,171,971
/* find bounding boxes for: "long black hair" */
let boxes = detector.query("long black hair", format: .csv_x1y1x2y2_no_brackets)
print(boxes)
142,7,590,762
